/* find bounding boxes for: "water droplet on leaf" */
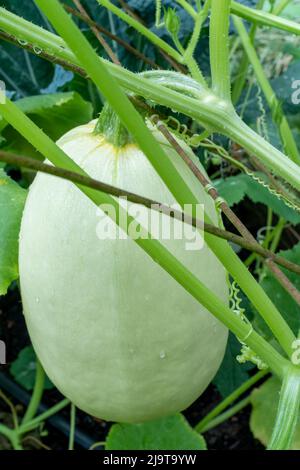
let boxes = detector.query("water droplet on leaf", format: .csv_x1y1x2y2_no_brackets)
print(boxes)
18,39,28,46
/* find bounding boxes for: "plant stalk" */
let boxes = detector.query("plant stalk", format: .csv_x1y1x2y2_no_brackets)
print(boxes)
231,1,300,36
196,369,269,432
33,0,298,358
0,7,300,190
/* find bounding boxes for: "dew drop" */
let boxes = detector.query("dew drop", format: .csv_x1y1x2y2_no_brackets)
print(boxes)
36,297,40,303
159,350,166,359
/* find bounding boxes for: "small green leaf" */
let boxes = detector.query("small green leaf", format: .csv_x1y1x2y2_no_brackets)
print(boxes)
255,242,300,337
250,377,300,450
0,169,27,295
105,414,206,450
10,346,53,391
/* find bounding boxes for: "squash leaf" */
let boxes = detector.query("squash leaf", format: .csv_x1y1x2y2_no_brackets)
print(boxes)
0,169,27,295
105,414,206,450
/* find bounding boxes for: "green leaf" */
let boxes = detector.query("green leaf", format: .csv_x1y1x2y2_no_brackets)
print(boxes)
250,377,300,450
105,414,206,450
213,332,254,398
10,346,53,391
215,173,300,225
271,60,300,115
0,92,93,158
0,0,57,97
0,169,27,295
255,242,300,337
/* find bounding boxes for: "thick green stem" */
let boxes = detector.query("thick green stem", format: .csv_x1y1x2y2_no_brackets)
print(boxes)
195,369,269,432
210,0,231,100
0,98,289,378
175,0,197,18
233,15,300,165
1,2,297,359
268,366,300,450
22,360,45,425
273,0,291,16
95,102,133,146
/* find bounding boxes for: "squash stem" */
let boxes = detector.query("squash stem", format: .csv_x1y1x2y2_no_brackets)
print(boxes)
21,359,45,425
210,0,231,101
95,102,133,147
268,366,300,450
